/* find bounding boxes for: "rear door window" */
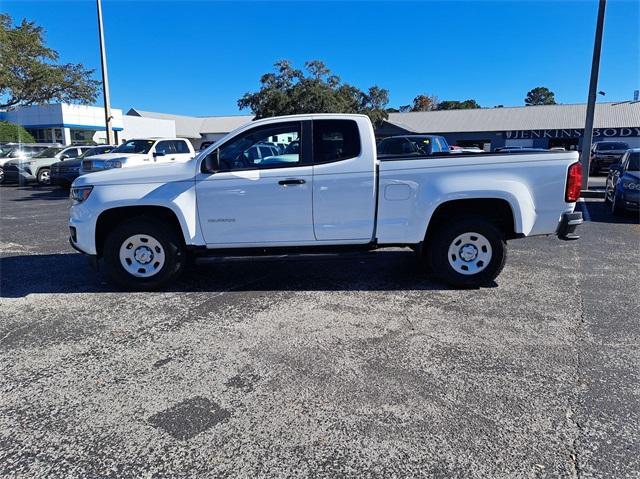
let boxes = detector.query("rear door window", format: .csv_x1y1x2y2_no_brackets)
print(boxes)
312,120,361,163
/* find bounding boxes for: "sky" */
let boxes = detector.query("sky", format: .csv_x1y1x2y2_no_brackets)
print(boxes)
3,0,639,117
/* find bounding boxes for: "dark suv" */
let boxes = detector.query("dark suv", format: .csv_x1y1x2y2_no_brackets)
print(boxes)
377,135,450,157
589,141,630,175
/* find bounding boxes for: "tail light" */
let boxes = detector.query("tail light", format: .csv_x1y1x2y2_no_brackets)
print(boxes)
565,161,582,202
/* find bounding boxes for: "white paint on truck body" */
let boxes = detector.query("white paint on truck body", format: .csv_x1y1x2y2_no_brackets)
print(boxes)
70,114,578,257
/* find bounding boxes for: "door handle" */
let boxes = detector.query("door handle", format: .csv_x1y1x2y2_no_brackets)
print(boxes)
278,179,306,186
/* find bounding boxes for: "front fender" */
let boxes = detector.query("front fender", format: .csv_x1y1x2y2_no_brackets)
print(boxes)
70,181,204,254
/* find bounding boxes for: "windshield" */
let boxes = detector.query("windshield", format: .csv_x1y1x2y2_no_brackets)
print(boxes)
113,139,155,154
33,147,64,158
597,142,629,151
80,146,113,158
627,152,640,171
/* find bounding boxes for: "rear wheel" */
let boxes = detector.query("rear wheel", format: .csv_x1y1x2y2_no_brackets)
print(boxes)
37,168,51,185
426,217,506,288
103,217,186,290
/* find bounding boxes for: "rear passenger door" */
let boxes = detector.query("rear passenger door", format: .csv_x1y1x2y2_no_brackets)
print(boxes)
312,119,376,242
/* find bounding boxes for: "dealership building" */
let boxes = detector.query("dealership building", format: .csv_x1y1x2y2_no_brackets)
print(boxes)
2,101,639,152
378,101,640,151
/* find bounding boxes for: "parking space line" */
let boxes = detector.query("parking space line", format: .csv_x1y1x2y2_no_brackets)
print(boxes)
578,198,591,222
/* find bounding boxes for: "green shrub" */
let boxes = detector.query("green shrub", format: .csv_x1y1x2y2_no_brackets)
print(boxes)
0,121,35,143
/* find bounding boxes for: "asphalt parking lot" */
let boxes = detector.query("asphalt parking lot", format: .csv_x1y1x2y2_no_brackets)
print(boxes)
1,184,638,478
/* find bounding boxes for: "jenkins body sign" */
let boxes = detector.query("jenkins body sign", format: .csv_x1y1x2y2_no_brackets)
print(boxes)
503,127,640,139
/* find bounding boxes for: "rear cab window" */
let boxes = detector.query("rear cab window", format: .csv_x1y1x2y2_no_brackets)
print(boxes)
312,120,361,163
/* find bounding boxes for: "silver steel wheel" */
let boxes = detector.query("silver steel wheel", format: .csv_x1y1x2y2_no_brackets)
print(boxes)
119,234,166,278
447,232,493,275
38,169,50,184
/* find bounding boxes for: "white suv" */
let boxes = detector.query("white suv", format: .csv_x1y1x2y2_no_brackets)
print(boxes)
80,138,195,175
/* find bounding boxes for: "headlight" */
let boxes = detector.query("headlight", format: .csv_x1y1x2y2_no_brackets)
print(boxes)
622,181,640,191
70,186,93,203
105,159,123,169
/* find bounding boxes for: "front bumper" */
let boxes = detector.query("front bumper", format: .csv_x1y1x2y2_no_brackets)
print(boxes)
51,170,79,186
622,190,640,211
592,156,622,170
69,201,99,256
557,211,583,240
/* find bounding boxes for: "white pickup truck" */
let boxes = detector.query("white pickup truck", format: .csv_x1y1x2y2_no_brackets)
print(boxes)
68,114,583,290
79,138,195,174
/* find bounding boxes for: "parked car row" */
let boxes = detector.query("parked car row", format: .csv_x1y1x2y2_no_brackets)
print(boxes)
0,137,196,187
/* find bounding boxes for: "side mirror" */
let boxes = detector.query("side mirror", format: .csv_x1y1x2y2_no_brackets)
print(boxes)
60,154,70,160
153,151,165,157
202,149,220,173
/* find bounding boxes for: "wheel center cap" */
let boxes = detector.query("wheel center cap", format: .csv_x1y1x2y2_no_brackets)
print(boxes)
134,246,153,264
459,244,478,262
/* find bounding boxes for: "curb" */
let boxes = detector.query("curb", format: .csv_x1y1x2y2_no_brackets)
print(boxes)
581,189,605,199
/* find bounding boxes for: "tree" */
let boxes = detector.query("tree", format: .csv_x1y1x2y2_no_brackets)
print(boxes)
524,87,556,106
0,13,100,110
411,94,438,112
238,60,390,126
437,99,481,110
0,121,35,142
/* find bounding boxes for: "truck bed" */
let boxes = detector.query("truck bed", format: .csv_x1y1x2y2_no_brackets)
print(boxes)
375,150,579,244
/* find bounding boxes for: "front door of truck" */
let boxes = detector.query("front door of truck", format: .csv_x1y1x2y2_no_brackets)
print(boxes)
195,121,315,246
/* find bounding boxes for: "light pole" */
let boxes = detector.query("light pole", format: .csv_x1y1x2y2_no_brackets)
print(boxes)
580,0,607,190
96,0,114,145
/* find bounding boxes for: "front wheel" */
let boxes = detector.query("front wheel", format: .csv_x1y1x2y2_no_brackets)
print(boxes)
37,168,50,185
611,193,625,216
426,217,507,288
103,217,186,290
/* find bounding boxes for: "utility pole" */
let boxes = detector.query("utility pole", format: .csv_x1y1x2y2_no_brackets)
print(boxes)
580,0,607,190
96,0,114,145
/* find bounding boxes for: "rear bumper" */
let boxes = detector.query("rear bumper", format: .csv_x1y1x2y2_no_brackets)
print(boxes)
557,211,583,240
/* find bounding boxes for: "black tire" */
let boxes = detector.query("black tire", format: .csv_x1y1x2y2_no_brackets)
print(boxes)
0,168,4,184
611,193,625,216
37,168,51,185
426,216,507,288
103,217,186,290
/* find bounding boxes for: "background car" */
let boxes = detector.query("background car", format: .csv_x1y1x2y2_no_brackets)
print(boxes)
378,135,450,156
589,141,630,175
2,145,92,185
50,145,116,187
80,138,195,174
199,140,216,151
604,148,639,215
450,145,485,154
0,143,59,169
